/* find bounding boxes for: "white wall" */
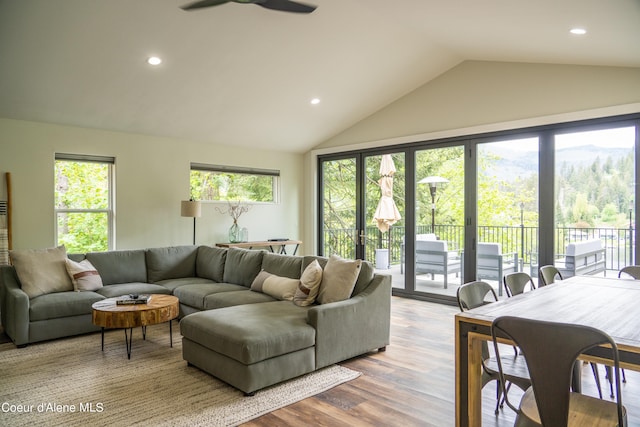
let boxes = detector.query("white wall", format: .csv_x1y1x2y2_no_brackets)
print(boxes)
0,118,304,253
318,61,640,150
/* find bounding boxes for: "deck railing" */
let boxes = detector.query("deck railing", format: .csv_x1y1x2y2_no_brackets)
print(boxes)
323,225,634,273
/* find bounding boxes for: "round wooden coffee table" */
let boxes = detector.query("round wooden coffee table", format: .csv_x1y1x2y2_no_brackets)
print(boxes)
92,294,179,359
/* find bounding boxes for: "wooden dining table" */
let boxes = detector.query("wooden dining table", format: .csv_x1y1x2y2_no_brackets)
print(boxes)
455,275,640,427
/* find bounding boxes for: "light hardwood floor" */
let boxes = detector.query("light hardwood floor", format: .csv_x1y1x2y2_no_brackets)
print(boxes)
244,296,640,427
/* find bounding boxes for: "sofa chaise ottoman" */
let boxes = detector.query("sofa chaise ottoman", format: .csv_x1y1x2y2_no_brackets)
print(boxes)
180,254,391,395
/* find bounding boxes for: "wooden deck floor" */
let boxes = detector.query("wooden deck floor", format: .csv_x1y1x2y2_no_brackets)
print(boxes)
243,296,640,426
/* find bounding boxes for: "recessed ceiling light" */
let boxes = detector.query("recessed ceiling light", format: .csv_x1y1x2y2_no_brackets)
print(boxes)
147,56,162,66
310,98,321,105
570,28,587,35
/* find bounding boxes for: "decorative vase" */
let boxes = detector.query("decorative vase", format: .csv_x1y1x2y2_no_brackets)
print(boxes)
229,221,241,243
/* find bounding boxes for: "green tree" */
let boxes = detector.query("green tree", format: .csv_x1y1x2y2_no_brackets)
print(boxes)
190,171,275,202
55,161,109,253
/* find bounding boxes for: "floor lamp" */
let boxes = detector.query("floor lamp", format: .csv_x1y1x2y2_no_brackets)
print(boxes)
181,199,202,245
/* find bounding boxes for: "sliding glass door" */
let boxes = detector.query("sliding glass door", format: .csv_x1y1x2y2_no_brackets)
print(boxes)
413,146,465,296
319,152,406,272
320,157,359,259
365,153,405,272
554,126,636,274
318,114,640,304
476,138,539,293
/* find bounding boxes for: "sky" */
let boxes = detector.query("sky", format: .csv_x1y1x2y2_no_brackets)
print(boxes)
485,126,635,153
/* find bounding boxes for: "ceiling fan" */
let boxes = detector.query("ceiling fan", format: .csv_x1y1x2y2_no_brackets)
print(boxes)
181,0,317,14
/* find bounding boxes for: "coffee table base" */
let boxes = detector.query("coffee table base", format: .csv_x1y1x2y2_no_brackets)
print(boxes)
92,294,179,359
100,320,174,359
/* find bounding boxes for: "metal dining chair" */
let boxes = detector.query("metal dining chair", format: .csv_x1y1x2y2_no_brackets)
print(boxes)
503,272,536,297
538,265,562,286
618,265,640,279
505,269,607,399
491,316,627,427
602,266,640,389
456,281,530,414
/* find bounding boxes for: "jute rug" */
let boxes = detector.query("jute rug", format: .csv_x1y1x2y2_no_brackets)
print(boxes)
0,324,360,427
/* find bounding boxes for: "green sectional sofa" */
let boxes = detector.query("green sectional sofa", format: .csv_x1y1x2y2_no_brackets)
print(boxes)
0,245,391,394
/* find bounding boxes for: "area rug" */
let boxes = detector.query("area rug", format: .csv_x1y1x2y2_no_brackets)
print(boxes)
0,324,360,427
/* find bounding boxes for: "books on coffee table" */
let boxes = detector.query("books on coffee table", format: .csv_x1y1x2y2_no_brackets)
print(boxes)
116,294,152,305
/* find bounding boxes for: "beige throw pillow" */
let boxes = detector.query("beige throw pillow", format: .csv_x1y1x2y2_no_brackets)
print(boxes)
250,270,299,301
293,260,323,307
9,246,74,298
317,255,362,304
65,258,103,291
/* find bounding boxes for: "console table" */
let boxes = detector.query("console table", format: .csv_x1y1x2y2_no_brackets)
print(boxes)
216,240,301,255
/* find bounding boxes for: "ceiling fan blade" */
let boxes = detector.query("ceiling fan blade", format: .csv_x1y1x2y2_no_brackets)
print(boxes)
257,0,316,14
181,0,231,11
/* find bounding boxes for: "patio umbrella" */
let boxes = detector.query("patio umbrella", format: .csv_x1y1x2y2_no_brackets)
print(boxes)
373,154,401,233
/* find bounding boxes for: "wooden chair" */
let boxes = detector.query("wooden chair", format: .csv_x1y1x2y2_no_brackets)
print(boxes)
503,272,535,297
456,281,530,414
491,316,627,427
618,265,640,279
539,265,562,286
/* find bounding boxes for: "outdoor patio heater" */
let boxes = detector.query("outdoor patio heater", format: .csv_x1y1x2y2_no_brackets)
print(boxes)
418,176,449,234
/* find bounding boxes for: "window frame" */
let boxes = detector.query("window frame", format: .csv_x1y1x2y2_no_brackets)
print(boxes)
190,162,280,204
317,113,640,304
54,153,115,252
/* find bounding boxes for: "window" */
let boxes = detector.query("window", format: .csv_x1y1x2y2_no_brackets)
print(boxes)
55,153,114,253
190,163,279,203
318,114,640,303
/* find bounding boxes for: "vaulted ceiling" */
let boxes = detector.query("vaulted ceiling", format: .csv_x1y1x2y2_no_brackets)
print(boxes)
1,0,639,153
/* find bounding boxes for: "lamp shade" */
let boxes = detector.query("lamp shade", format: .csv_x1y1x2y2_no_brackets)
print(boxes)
181,200,201,218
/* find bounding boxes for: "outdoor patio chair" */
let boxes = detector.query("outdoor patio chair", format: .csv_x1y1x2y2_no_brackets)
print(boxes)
491,316,627,426
556,239,606,278
414,239,461,288
476,242,518,292
456,281,530,414
400,233,436,274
